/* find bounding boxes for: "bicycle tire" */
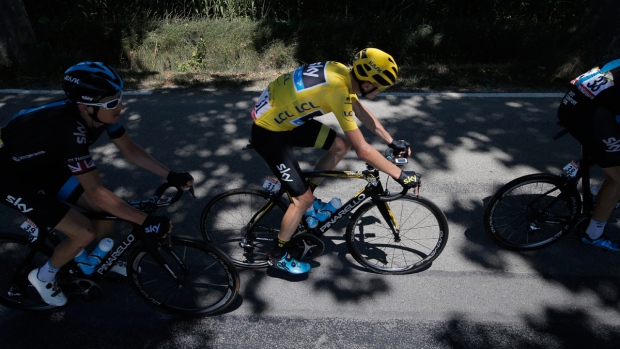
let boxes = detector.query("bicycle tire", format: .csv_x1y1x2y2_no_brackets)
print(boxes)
127,236,240,317
346,196,449,274
200,189,287,268
0,232,59,311
483,173,581,250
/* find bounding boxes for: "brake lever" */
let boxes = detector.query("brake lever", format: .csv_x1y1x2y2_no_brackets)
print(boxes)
188,186,196,199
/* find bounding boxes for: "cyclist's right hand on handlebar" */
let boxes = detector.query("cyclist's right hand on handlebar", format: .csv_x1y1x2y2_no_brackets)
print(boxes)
138,215,172,238
396,170,421,189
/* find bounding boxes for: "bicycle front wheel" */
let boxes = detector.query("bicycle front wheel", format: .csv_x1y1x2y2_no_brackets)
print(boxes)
346,196,449,274
127,237,240,317
483,173,581,250
200,189,287,268
0,233,58,311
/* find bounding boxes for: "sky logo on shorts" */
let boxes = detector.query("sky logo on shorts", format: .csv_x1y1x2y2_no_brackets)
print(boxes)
276,163,294,182
5,195,33,213
603,137,620,153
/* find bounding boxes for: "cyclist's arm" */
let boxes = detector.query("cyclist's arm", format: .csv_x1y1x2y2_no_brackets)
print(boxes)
75,169,148,225
352,100,394,144
111,132,170,179
344,128,402,179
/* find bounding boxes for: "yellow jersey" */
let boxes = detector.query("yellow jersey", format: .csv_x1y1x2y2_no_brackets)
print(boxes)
252,61,359,132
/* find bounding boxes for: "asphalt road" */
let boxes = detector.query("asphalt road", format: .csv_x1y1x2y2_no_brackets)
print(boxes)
1,89,620,348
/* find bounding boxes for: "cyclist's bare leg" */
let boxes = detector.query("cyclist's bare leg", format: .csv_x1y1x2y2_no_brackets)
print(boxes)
279,189,315,241
76,192,115,240
592,166,620,223
48,208,97,269
311,135,351,186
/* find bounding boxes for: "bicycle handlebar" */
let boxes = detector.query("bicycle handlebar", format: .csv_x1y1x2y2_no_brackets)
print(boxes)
152,182,196,206
374,187,411,201
384,148,408,166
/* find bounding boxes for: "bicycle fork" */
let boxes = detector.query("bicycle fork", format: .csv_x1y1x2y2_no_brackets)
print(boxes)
142,238,188,286
375,200,401,242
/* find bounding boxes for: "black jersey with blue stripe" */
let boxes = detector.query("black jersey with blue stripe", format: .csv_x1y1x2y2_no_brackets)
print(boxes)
0,99,125,175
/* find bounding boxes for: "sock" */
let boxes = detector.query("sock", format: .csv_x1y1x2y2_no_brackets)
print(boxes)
37,260,60,282
586,218,607,240
276,236,289,249
269,235,289,259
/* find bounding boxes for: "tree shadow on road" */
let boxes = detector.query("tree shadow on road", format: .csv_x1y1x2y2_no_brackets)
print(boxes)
3,89,620,343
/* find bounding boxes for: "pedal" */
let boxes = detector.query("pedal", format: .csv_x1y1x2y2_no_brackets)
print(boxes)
7,283,26,298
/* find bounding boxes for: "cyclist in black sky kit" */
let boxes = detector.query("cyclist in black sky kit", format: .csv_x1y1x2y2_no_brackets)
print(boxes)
0,62,194,305
557,58,620,251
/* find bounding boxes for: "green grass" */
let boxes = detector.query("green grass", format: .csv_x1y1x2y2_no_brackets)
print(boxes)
0,17,589,92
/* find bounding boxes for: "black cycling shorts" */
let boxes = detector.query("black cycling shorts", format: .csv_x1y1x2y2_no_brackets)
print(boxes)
558,92,620,168
251,120,337,197
0,165,84,228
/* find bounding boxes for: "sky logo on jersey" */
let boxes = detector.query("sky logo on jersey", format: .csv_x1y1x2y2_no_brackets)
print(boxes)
293,62,328,92
74,123,88,144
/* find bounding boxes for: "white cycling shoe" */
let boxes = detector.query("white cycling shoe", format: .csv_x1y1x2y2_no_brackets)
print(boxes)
28,268,68,306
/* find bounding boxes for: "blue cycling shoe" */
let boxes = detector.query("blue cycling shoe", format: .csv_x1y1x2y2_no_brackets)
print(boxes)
581,234,620,252
268,252,311,274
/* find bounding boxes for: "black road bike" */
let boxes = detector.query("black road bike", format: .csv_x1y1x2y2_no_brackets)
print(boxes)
0,183,240,317
484,129,607,250
200,147,449,275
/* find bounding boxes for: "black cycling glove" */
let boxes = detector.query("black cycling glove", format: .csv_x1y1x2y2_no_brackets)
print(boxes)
138,215,171,238
396,170,421,189
388,140,411,157
166,171,194,188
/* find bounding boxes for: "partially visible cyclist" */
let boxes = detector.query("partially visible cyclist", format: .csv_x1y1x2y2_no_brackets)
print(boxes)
557,58,620,251
0,62,194,306
250,48,420,274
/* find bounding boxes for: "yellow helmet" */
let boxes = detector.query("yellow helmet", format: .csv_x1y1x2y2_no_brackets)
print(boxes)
352,48,398,90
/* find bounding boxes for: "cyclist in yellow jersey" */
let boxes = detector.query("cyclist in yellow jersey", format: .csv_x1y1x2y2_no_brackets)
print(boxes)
250,48,420,274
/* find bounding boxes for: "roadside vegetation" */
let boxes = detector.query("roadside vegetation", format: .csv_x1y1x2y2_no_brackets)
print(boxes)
3,0,619,91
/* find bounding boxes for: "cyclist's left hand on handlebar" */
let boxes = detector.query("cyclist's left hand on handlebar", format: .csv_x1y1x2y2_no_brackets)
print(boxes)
396,170,421,189
167,171,194,189
388,140,411,158
139,215,172,238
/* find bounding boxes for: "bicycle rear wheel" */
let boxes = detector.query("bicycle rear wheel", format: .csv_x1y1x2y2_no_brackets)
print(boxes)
200,189,287,268
346,196,449,274
0,233,58,311
483,173,581,250
127,237,240,317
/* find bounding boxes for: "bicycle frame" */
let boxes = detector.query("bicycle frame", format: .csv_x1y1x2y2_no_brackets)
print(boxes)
246,167,405,240
520,150,592,234
21,189,188,286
